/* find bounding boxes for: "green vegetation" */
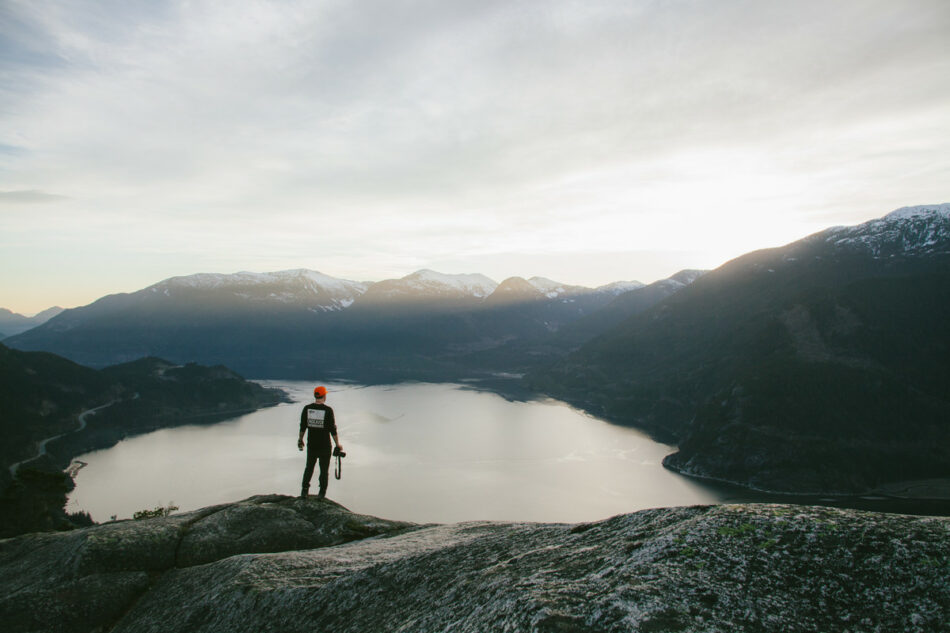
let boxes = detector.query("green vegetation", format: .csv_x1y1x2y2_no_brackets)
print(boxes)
133,503,180,520
717,523,755,537
0,465,92,535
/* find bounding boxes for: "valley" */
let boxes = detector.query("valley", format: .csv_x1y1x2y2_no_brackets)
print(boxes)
3,204,949,508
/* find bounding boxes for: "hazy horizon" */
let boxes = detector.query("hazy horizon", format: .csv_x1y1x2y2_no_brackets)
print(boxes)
3,261,699,317
3,1,949,314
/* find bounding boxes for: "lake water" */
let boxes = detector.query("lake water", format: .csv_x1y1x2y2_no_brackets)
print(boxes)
68,381,749,524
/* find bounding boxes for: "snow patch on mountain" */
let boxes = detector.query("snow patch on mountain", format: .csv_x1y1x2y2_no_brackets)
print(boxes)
527,277,570,298
158,269,367,294
826,203,950,258
402,270,498,297
884,203,950,221
527,277,622,298
144,269,370,308
655,278,685,290
670,270,707,286
597,280,646,295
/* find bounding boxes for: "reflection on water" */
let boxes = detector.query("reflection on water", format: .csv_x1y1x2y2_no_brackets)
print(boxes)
68,381,950,523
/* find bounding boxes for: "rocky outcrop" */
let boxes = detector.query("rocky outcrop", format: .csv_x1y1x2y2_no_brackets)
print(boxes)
0,495,417,632
1,496,948,633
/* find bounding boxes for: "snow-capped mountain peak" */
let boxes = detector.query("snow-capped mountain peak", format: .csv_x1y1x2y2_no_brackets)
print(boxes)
403,270,498,297
356,269,499,302
884,203,950,221
158,269,365,292
147,269,369,310
826,203,950,258
526,276,615,299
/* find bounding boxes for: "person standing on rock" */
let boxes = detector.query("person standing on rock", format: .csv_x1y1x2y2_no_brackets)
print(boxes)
298,386,343,500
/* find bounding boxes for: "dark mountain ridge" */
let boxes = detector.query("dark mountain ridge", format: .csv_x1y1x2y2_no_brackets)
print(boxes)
447,271,707,377
527,204,950,493
5,268,674,380
550,269,708,349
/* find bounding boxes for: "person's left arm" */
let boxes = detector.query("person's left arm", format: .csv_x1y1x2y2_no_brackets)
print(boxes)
329,408,342,451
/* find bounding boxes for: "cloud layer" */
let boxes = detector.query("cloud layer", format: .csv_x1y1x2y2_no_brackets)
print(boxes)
2,0,949,311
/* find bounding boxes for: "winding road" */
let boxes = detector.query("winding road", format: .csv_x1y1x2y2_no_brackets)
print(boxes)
9,399,118,477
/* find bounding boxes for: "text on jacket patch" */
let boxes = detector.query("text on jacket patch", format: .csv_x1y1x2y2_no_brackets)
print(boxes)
307,409,326,429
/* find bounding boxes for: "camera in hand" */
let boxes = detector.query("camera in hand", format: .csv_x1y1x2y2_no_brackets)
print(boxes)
333,447,346,458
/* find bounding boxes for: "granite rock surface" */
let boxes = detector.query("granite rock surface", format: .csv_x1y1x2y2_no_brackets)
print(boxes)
1,495,947,633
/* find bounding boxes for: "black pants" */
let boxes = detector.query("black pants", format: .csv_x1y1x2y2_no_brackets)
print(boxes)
302,445,331,493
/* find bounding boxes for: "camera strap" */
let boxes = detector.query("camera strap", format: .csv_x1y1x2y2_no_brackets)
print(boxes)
334,453,343,480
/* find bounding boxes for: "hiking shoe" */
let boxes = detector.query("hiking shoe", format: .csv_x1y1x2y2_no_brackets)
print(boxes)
300,488,309,499
316,490,326,500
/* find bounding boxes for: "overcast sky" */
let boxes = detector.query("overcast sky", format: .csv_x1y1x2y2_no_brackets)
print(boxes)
2,0,949,314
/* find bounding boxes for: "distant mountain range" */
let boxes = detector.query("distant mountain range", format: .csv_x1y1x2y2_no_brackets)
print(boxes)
0,306,63,339
5,203,949,496
5,268,694,380
527,204,950,493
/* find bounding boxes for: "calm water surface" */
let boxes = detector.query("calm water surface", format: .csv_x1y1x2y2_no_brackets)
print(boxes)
68,381,736,523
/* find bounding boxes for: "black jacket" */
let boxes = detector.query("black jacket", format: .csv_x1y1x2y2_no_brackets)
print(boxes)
299,403,336,451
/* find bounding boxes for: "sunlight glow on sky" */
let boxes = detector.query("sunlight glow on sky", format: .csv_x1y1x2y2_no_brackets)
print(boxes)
2,0,949,314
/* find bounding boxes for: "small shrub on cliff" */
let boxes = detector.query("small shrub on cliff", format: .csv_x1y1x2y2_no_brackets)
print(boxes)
133,502,179,520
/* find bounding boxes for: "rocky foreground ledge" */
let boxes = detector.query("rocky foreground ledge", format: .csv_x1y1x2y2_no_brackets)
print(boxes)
1,496,947,633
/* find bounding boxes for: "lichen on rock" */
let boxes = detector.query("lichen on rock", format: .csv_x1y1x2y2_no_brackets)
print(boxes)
0,498,947,633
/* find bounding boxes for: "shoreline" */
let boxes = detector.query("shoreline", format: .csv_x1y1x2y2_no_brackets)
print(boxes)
269,377,950,514
533,387,950,508
665,460,950,502
872,478,950,501
666,465,950,516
